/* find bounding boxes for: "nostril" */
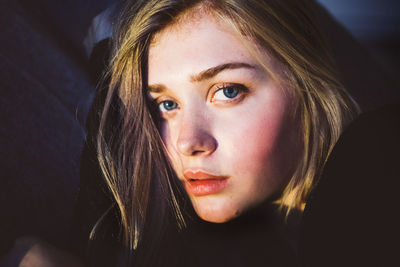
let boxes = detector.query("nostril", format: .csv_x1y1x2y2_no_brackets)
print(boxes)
191,150,205,156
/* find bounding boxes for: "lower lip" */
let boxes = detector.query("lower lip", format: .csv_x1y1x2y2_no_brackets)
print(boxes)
184,179,229,196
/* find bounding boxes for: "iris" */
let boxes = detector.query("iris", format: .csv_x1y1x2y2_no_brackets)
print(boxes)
223,87,239,98
161,100,177,111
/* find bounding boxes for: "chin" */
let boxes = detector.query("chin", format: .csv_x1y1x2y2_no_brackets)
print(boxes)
198,214,235,223
191,197,242,223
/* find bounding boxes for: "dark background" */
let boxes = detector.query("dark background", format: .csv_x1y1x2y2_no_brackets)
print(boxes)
0,0,399,260
319,0,400,87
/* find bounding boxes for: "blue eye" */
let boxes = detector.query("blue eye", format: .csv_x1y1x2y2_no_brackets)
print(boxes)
222,87,239,98
212,84,247,103
159,100,178,112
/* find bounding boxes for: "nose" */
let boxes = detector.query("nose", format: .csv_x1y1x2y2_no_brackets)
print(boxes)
176,115,217,157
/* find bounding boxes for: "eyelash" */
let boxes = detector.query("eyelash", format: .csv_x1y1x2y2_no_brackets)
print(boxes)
155,83,249,114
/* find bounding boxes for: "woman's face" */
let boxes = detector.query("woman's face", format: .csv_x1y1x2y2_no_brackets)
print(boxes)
148,12,300,223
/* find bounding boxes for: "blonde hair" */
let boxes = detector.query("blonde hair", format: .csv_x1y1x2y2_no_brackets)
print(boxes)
96,0,359,256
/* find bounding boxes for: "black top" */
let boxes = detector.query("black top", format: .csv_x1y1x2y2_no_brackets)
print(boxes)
299,102,400,267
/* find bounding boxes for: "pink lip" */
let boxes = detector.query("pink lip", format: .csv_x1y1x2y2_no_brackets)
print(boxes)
183,170,229,196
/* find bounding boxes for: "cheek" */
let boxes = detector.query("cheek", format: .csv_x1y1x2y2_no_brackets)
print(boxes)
229,121,281,180
217,96,294,190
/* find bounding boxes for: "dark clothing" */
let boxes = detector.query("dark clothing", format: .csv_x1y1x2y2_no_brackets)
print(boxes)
141,205,300,267
299,102,400,267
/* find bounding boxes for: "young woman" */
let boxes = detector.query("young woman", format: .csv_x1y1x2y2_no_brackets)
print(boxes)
8,0,400,266
71,0,359,266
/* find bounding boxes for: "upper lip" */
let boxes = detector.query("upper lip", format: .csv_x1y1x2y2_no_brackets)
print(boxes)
183,169,228,181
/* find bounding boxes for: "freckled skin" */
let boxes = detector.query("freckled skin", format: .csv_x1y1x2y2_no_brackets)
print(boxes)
148,12,300,223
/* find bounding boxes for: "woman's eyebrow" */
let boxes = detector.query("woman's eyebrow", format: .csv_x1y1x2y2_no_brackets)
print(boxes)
190,62,256,82
148,83,166,93
147,62,257,93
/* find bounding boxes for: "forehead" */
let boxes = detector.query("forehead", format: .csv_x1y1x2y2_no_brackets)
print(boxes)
147,12,276,85
149,12,249,58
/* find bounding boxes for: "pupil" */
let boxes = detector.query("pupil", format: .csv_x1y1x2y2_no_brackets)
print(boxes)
223,87,238,98
164,101,176,110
